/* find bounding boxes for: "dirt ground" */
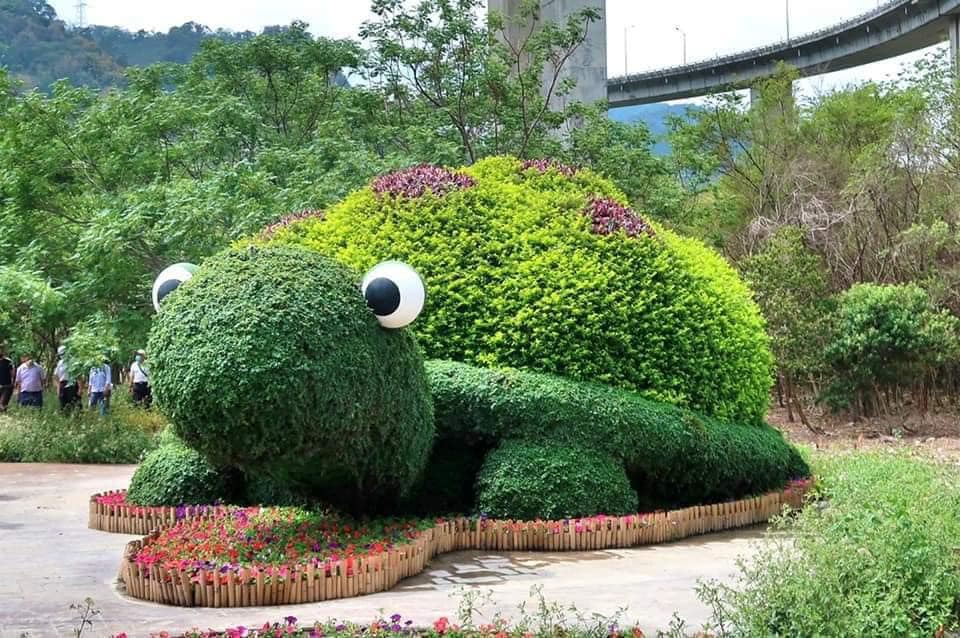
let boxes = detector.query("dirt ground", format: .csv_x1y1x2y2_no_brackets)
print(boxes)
768,405,960,462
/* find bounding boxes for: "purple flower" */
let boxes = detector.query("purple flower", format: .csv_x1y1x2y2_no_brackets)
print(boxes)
371,165,475,198
285,615,298,625
335,624,347,631
520,158,579,177
391,624,401,632
583,197,655,239
175,505,187,520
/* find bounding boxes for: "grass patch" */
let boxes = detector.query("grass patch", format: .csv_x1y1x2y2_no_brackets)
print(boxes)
0,392,164,463
700,449,960,637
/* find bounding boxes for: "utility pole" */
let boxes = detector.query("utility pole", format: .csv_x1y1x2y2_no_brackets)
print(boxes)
74,0,87,28
674,25,687,64
785,0,790,42
623,24,639,75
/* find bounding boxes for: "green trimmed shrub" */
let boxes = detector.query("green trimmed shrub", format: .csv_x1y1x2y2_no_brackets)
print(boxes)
148,245,434,512
822,283,959,413
259,156,772,423
426,360,808,512
476,440,639,519
127,440,234,506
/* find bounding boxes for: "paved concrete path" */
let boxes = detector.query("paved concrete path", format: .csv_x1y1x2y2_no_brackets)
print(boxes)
0,464,764,638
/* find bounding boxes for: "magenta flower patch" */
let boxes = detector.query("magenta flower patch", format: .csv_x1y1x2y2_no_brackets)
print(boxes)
520,159,579,177
584,198,655,238
259,210,324,239
371,165,474,198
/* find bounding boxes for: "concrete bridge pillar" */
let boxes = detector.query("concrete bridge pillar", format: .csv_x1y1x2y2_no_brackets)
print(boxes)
488,0,607,111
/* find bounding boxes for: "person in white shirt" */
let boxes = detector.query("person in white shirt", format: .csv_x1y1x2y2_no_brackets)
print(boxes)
88,355,112,416
15,354,45,408
54,345,82,412
129,349,152,408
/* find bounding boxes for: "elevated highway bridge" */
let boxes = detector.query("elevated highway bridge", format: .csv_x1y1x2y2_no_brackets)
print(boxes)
489,0,960,107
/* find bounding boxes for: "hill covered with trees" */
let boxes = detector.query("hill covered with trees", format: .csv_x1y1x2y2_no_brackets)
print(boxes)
0,0,257,89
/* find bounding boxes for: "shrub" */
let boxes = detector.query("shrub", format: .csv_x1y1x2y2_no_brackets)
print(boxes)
148,246,434,512
258,156,773,424
823,283,959,414
0,403,160,464
476,440,639,519
426,361,808,513
126,439,235,506
703,451,960,637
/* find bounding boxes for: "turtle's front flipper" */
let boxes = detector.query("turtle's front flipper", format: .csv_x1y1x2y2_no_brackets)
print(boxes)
475,440,638,520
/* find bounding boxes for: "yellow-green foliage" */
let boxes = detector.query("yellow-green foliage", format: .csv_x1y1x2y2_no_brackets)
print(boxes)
260,156,772,423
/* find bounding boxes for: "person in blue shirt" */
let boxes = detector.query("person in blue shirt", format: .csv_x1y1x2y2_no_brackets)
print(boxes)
88,354,112,416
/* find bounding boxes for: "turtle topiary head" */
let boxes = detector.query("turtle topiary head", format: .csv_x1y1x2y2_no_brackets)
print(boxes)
147,245,434,511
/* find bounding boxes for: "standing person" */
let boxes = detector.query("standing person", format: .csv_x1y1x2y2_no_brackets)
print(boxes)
54,345,82,412
15,354,44,408
88,353,112,416
129,349,152,408
0,348,13,413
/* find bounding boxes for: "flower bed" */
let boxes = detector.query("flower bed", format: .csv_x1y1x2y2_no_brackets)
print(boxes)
89,490,229,535
118,480,811,608
114,613,650,638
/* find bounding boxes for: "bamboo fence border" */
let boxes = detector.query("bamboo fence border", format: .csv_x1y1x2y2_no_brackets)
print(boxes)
89,490,230,535
116,482,810,608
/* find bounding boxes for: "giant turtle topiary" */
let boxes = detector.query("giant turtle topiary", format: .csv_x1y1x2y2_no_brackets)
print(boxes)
128,158,808,518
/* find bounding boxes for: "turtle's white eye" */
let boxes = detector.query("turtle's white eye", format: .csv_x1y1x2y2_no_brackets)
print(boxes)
361,261,425,329
152,263,198,311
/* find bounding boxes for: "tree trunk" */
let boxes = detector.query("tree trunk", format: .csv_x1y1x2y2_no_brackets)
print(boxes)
783,372,794,422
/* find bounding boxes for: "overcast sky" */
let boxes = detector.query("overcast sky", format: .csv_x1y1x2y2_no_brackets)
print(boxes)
48,0,944,102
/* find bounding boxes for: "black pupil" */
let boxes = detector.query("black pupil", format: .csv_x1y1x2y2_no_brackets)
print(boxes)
157,278,182,304
365,277,401,316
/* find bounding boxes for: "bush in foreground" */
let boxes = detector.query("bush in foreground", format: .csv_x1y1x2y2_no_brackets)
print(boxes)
702,451,960,637
260,156,773,424
425,361,808,515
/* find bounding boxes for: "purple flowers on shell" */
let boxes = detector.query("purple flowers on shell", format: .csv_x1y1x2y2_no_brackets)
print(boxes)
584,197,655,239
260,210,324,239
520,159,579,177
371,165,475,198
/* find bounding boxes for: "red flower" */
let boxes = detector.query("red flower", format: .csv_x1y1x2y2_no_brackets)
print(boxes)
433,617,450,634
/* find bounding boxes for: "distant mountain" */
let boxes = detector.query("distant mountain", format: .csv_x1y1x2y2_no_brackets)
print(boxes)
609,103,697,155
0,0,125,89
0,0,347,91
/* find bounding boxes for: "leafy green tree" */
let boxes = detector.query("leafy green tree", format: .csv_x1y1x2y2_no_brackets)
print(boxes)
360,0,600,163
741,227,832,428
